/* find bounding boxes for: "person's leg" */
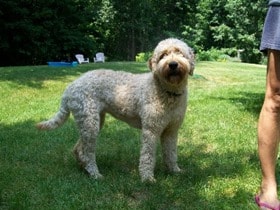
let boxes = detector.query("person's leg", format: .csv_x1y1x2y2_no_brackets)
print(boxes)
258,49,280,208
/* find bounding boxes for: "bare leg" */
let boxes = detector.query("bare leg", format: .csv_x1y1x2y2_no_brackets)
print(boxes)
258,50,280,208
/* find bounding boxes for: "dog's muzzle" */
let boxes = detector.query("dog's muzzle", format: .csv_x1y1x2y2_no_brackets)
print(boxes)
169,61,178,71
168,61,180,76
164,60,188,84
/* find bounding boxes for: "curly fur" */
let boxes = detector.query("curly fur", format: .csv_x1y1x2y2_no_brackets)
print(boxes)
37,38,195,182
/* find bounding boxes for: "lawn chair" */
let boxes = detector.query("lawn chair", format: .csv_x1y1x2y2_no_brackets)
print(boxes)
75,54,89,64
94,52,105,63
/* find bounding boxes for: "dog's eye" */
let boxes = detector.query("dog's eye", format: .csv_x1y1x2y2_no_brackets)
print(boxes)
177,52,184,57
159,53,168,60
174,50,184,57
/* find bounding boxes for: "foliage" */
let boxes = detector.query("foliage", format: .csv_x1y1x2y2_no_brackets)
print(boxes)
135,52,153,62
0,61,267,209
0,0,268,65
182,0,266,63
197,48,227,62
196,48,240,62
0,0,97,66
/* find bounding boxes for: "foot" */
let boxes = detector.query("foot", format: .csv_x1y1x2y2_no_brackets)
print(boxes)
85,163,103,179
141,174,156,183
255,195,280,210
169,165,181,173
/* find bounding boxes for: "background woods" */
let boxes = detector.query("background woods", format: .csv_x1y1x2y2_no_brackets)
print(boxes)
0,0,267,66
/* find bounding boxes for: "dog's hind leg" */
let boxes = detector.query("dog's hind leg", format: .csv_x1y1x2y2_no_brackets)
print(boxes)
73,110,103,179
161,128,181,173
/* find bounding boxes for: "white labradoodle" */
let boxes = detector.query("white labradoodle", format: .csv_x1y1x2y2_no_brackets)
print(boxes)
37,38,195,182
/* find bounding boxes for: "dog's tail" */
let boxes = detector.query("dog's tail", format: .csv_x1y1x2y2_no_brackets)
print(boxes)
36,99,70,131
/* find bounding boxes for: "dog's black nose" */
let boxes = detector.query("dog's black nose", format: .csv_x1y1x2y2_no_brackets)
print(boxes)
169,61,178,70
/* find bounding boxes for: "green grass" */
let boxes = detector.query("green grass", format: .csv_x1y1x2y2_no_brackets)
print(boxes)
0,61,268,209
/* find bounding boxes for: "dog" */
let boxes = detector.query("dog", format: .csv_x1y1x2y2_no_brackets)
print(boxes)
36,38,195,182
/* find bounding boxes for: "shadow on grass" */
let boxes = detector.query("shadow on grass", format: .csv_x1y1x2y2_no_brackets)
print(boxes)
230,91,264,116
173,142,259,209
0,119,259,209
0,62,149,89
214,91,264,117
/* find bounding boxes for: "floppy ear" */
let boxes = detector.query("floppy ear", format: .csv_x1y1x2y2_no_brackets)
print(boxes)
188,48,195,76
148,57,157,71
148,58,153,71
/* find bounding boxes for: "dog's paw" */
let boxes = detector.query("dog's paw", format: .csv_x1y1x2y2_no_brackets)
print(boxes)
85,164,103,179
172,165,182,173
87,169,103,179
141,175,156,183
89,173,104,180
166,164,182,173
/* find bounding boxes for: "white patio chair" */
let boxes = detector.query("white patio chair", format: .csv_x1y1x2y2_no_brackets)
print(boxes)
75,54,89,64
94,52,105,63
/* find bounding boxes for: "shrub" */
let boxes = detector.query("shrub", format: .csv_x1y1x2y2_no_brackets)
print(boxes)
196,48,237,62
197,48,225,61
135,52,152,62
240,48,263,64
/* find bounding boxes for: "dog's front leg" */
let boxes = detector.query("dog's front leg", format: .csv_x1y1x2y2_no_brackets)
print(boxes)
139,129,158,183
161,128,181,173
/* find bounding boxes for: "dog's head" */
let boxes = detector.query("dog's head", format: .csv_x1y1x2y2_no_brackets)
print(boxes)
149,38,195,85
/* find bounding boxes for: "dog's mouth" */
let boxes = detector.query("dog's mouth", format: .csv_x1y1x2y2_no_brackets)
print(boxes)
168,69,180,76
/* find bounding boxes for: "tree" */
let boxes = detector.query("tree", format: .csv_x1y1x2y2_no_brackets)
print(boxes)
182,0,267,63
225,0,266,63
0,0,96,66
0,0,269,65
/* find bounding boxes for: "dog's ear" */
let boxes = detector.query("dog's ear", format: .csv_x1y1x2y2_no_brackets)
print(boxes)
148,57,154,71
188,48,195,76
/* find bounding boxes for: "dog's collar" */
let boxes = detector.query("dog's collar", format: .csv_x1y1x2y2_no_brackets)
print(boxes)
166,90,184,97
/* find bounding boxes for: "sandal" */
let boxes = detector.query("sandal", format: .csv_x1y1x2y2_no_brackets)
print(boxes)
255,195,280,210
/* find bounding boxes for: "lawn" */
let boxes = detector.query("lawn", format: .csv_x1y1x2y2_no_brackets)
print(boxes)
0,61,269,209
